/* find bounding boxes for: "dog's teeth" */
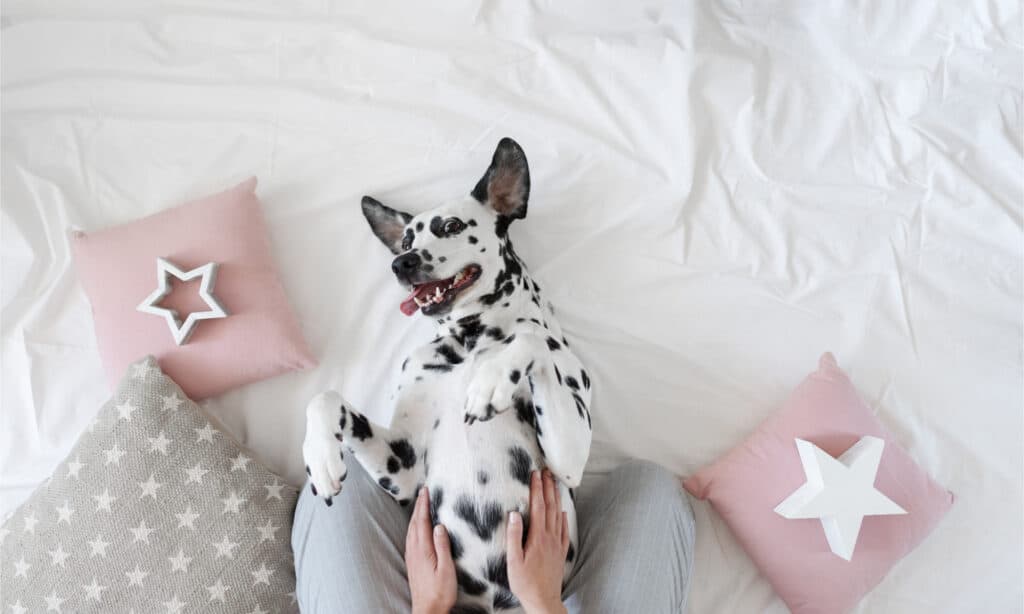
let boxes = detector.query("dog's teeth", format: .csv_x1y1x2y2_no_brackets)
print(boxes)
435,288,443,298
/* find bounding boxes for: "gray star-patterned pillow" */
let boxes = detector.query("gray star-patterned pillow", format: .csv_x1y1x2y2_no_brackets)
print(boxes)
0,356,299,614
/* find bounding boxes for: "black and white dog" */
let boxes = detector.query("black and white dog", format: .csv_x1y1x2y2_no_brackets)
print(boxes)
302,138,593,613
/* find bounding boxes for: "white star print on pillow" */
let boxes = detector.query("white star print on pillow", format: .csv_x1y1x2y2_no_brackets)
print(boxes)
0,356,299,613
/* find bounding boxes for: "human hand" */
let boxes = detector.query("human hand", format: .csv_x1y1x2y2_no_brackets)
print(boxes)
405,487,457,614
506,470,570,614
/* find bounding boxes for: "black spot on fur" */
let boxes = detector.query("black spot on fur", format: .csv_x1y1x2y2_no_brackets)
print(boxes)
378,476,399,494
398,498,410,506
389,439,417,469
429,487,444,526
454,496,504,541
423,363,453,372
478,470,489,485
509,369,521,383
565,375,580,391
416,221,424,232
401,358,409,371
468,235,478,244
305,465,311,476
581,369,591,390
567,541,576,563
387,456,400,474
350,413,373,441
433,418,441,429
546,337,561,351
486,553,510,590
429,216,444,237
467,219,477,227
503,334,516,345
453,313,486,350
508,446,531,485
455,566,488,596
572,392,586,417
494,588,520,610
447,530,464,560
439,256,447,263
421,264,434,273
420,249,432,261
436,344,464,365
514,396,536,427
451,604,489,614
553,364,562,384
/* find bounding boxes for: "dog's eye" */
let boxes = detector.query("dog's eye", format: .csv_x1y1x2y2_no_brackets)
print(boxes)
443,219,464,234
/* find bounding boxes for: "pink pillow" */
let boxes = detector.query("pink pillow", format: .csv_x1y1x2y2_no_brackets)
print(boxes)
684,353,953,614
71,178,316,399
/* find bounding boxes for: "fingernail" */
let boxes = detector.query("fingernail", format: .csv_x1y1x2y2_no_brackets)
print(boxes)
509,511,521,524
434,524,446,536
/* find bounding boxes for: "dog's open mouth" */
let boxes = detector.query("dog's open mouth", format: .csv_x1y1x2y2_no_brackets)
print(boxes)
399,265,482,316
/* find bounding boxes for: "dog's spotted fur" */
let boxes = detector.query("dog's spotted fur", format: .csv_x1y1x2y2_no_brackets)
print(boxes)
303,138,592,612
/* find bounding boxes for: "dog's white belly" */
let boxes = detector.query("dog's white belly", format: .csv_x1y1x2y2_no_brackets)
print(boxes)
409,363,578,610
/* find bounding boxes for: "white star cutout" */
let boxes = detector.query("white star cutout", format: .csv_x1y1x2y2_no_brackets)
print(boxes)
250,562,273,586
264,479,285,501
87,534,111,557
131,361,155,380
176,505,200,530
148,431,172,455
104,442,126,465
206,579,231,602
245,603,269,614
66,457,84,479
9,600,27,614
55,501,74,525
125,565,149,587
116,401,137,422
184,463,209,484
161,594,186,614
83,577,106,602
44,591,63,612
48,544,69,567
137,258,228,346
23,512,38,534
195,423,216,443
139,474,163,500
775,436,907,561
92,489,116,512
213,535,239,559
13,557,30,578
130,519,156,544
161,393,184,411
168,549,192,572
230,453,251,472
221,491,245,514
257,518,279,542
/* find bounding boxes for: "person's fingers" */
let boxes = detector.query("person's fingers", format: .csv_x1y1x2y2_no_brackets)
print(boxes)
529,471,545,531
433,524,453,572
414,487,431,550
554,482,563,538
543,470,557,531
561,512,570,553
506,511,525,566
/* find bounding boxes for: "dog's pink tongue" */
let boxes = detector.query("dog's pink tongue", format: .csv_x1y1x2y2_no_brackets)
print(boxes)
400,294,419,316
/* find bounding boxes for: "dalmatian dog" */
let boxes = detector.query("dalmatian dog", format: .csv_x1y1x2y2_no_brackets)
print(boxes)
302,138,593,613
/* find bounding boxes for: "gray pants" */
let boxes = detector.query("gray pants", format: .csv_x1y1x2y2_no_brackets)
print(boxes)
292,459,695,614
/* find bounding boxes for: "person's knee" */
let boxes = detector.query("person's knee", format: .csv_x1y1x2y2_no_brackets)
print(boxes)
614,459,695,536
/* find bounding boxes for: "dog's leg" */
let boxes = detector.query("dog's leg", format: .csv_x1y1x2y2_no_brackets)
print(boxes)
463,333,593,486
303,391,424,506
528,348,593,488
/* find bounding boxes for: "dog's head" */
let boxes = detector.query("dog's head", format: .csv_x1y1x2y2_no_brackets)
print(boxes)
361,137,530,317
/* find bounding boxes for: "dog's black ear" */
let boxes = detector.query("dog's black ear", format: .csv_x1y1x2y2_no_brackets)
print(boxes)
361,196,413,254
471,137,530,226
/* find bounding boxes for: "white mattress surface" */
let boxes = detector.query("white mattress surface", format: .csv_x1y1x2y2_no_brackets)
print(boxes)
2,2,1021,612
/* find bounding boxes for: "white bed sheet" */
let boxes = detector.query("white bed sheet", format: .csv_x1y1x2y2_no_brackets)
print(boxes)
2,1,1021,611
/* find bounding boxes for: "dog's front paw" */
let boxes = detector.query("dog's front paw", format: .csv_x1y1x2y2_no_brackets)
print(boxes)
464,358,521,425
302,391,349,505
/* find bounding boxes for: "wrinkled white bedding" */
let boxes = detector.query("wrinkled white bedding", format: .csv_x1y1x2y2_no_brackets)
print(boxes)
2,1,1021,611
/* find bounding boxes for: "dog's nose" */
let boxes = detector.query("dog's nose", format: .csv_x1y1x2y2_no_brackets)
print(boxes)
392,252,422,277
